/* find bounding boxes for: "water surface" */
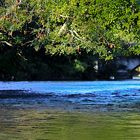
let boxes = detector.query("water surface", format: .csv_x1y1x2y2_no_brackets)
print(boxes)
0,81,140,140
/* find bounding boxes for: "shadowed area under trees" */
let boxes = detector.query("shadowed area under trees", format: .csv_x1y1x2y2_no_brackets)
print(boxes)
0,0,140,80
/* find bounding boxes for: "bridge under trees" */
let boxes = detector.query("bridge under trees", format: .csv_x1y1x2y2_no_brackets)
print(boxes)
97,56,140,80
115,56,140,79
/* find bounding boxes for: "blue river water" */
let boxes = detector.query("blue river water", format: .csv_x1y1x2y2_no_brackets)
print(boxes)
0,81,140,140
0,80,139,111
0,80,139,94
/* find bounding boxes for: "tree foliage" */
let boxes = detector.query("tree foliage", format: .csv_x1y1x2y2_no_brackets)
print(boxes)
0,0,140,80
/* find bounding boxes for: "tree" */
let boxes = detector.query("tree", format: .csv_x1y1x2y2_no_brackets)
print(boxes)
0,0,139,80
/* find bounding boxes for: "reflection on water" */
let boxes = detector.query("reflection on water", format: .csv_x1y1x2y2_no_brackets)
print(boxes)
1,109,140,140
0,81,139,140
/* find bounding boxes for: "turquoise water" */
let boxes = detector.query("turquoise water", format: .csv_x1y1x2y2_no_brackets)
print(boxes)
0,80,140,111
0,81,140,140
0,81,139,94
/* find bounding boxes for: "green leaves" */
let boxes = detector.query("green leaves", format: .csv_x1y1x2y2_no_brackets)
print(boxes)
0,0,140,60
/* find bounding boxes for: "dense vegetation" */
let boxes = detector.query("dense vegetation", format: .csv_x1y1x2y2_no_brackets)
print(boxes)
0,0,140,80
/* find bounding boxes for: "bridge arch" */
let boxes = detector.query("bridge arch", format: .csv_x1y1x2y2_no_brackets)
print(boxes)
115,57,140,79
131,64,140,71
131,64,140,78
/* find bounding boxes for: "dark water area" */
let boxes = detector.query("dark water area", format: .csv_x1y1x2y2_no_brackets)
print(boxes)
0,81,140,140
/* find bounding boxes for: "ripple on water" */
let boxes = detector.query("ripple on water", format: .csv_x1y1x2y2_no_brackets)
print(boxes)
0,81,139,140
0,81,139,112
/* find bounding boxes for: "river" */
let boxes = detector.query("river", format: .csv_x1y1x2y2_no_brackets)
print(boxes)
0,80,140,140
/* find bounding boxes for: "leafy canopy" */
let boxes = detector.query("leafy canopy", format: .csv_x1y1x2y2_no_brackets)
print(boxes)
0,0,140,60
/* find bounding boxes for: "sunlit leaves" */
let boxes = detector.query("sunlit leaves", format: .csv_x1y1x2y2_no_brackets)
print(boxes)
0,0,140,60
